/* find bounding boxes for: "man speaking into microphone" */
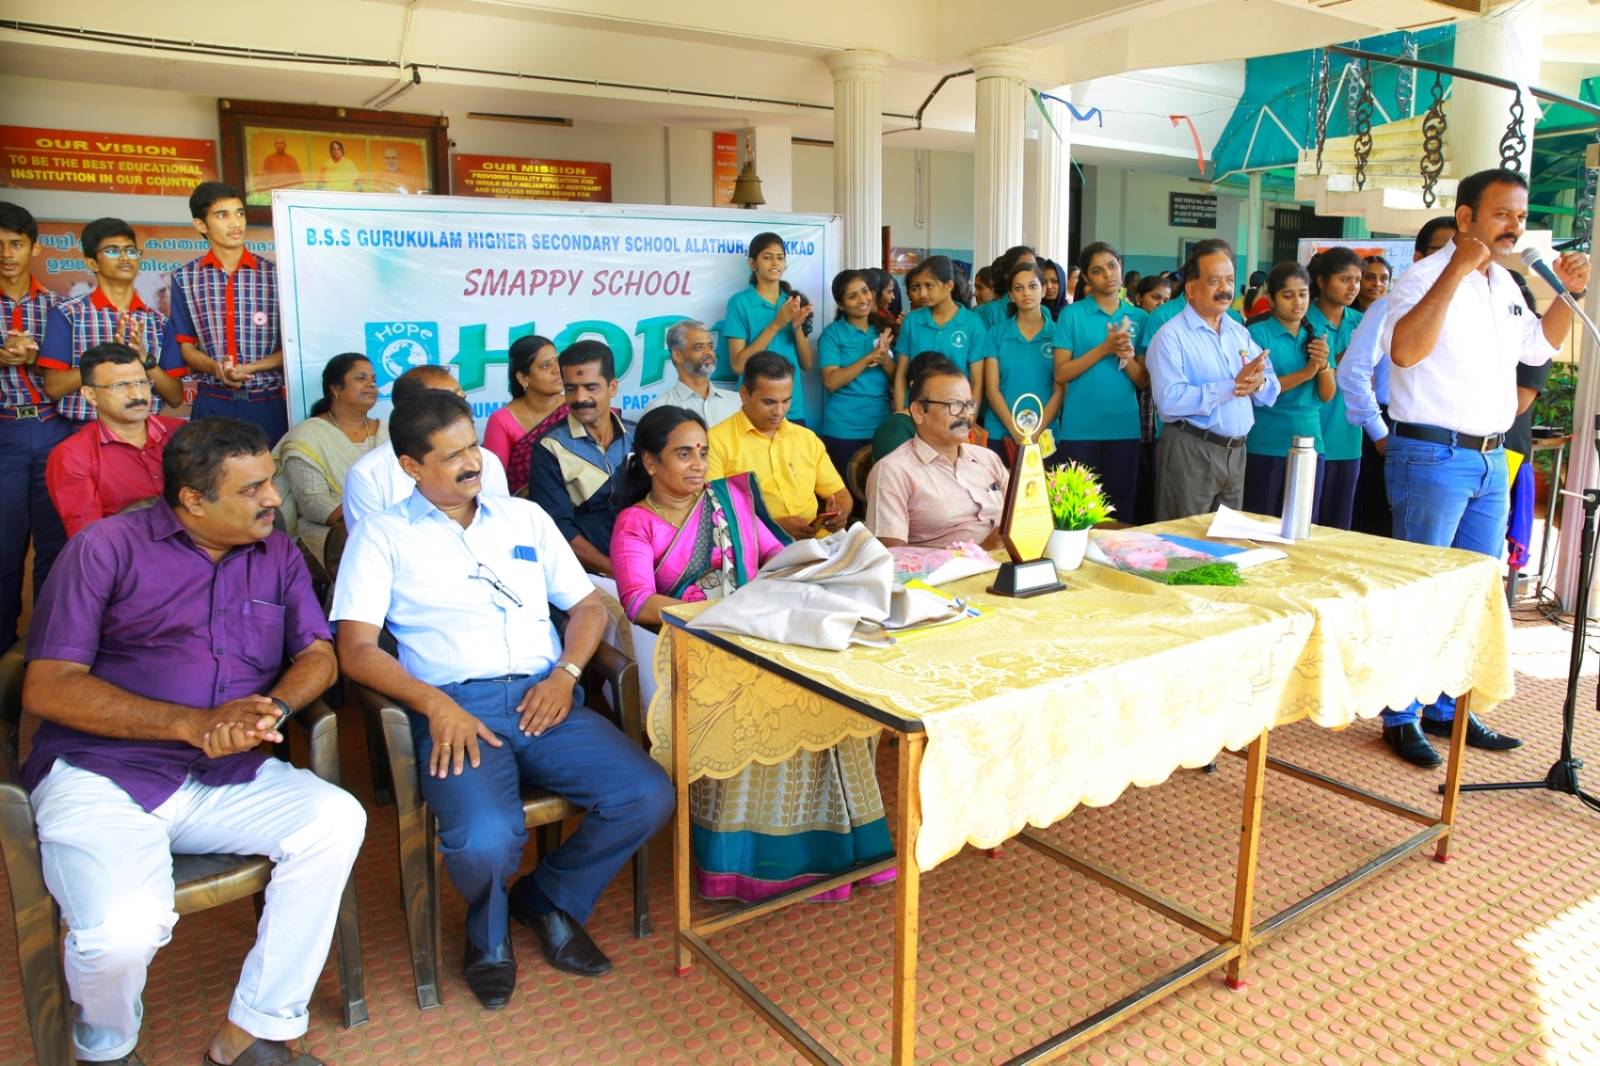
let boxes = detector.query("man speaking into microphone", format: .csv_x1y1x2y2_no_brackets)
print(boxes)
1377,167,1590,768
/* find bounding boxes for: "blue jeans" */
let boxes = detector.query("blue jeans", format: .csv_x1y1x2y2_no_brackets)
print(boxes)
0,414,72,643
1381,434,1509,726
408,675,674,950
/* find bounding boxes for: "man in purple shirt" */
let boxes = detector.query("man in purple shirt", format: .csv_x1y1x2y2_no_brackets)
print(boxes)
22,417,363,1066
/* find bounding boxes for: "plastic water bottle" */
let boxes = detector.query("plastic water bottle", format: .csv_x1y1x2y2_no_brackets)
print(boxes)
1280,435,1317,541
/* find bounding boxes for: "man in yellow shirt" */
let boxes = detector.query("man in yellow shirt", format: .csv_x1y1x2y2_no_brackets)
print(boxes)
707,351,850,540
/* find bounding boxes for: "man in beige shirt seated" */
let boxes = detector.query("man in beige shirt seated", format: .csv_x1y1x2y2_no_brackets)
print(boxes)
866,357,1007,549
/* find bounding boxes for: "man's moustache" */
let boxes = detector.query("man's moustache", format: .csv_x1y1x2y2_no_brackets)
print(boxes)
123,400,149,410
950,419,971,432
571,400,598,410
255,508,275,523
456,468,482,483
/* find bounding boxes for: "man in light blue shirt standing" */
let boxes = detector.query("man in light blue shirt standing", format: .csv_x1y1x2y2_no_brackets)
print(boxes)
1147,241,1280,520
1336,216,1457,538
332,390,673,1010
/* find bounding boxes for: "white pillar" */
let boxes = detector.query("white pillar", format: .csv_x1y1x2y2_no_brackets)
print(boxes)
1027,91,1071,264
970,46,1032,269
826,50,888,269
1246,171,1262,279
1449,1,1543,178
748,126,793,212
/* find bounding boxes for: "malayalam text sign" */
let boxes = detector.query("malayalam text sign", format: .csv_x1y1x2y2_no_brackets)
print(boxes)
713,132,739,207
451,154,612,202
271,191,839,428
1,126,218,196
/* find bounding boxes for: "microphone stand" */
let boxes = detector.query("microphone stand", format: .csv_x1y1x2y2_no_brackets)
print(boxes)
1445,414,1600,813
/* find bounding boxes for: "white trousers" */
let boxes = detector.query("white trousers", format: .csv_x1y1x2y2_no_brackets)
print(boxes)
31,759,366,1062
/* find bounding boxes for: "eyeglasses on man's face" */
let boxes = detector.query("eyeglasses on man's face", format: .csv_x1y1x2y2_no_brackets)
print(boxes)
918,398,977,418
85,378,152,396
96,246,143,260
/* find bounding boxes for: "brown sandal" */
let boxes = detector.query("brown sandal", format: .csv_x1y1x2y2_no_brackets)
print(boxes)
202,1038,323,1066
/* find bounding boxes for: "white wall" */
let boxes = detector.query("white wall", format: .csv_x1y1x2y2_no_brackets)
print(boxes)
792,143,833,214
1085,165,1277,279
665,127,714,207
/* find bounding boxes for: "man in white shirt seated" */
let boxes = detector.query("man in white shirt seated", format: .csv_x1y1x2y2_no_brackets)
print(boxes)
1376,167,1590,768
343,365,509,528
332,391,673,1009
643,319,741,428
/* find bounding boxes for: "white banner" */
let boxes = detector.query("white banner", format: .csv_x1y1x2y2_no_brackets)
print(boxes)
271,191,841,427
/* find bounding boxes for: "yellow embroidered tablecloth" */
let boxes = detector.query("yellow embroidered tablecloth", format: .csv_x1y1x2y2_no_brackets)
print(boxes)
647,521,1513,871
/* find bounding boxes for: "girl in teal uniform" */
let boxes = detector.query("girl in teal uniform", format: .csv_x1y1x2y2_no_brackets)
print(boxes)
817,269,895,478
980,261,1062,463
1052,242,1148,520
976,245,1046,330
893,256,987,418
1241,262,1335,517
724,231,815,426
1305,247,1365,529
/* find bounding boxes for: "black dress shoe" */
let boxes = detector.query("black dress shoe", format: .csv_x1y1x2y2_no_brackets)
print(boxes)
1422,712,1523,751
1384,722,1443,768
462,935,517,1009
509,883,612,976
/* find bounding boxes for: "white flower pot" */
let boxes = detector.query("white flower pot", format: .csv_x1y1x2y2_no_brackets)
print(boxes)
1045,528,1089,571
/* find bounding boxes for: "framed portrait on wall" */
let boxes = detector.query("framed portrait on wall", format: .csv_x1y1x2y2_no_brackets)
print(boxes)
216,98,449,222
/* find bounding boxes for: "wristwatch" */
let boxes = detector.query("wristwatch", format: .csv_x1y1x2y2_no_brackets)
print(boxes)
269,696,293,727
555,660,583,682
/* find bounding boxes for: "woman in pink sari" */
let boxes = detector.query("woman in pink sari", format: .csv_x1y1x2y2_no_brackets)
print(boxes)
612,406,894,903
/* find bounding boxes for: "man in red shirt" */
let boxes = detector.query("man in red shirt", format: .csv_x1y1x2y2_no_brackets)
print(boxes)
47,342,184,538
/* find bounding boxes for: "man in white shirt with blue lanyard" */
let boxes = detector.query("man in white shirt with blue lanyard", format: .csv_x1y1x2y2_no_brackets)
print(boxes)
1377,168,1590,767
332,390,673,1009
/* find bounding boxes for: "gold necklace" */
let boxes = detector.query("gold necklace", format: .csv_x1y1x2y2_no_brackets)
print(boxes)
645,491,700,528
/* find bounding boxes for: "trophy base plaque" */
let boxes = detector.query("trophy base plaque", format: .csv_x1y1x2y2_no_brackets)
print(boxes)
987,558,1065,599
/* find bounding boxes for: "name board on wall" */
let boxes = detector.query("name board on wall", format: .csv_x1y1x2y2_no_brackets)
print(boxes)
1,125,218,196
451,154,612,201
712,132,739,207
1169,192,1218,229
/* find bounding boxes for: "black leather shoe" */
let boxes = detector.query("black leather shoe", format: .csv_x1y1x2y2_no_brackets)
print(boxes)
1422,712,1523,751
1384,723,1443,768
509,883,612,976
462,935,517,1009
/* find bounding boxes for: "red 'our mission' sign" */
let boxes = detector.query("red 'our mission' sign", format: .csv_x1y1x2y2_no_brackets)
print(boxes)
450,154,612,202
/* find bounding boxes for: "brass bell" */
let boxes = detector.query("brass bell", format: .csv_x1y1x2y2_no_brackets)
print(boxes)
729,160,765,208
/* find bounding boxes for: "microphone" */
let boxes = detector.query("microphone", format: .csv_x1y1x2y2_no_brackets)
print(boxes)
1521,247,1568,297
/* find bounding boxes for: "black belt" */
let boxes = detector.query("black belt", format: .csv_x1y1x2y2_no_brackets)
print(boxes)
1171,419,1246,450
1393,422,1503,454
463,674,531,684
0,403,57,421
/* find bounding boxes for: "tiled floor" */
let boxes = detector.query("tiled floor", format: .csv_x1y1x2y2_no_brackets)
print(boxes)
5,612,1600,1066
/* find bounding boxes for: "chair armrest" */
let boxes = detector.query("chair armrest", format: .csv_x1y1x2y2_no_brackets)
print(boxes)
288,699,341,787
587,642,644,749
355,685,426,818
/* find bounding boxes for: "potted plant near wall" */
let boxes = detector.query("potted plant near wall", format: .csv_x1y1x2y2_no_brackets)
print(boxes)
1044,461,1113,570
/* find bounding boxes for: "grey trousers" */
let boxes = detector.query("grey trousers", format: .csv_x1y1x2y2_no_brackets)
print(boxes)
1155,426,1246,521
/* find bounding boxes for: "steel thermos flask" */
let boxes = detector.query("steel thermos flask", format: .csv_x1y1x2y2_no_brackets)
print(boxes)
1280,435,1317,540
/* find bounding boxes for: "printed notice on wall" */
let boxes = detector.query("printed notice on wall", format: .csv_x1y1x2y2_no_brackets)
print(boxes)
451,154,612,202
1168,192,1218,229
0,125,218,196
713,132,739,207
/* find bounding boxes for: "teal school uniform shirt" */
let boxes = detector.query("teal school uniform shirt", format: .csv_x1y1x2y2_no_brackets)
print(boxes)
1245,317,1325,457
817,318,892,439
724,285,807,422
895,304,988,368
1305,304,1364,461
979,315,1057,439
1055,298,1146,441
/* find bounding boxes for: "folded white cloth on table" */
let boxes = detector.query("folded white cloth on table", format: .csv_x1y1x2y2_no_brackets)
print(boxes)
688,523,951,650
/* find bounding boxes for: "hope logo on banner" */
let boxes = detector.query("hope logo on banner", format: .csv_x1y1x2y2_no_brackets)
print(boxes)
366,321,440,397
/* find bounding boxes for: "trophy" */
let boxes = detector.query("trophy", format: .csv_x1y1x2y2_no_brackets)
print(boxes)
987,394,1066,598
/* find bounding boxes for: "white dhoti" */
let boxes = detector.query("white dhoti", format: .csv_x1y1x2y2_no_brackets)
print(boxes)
30,759,366,1062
